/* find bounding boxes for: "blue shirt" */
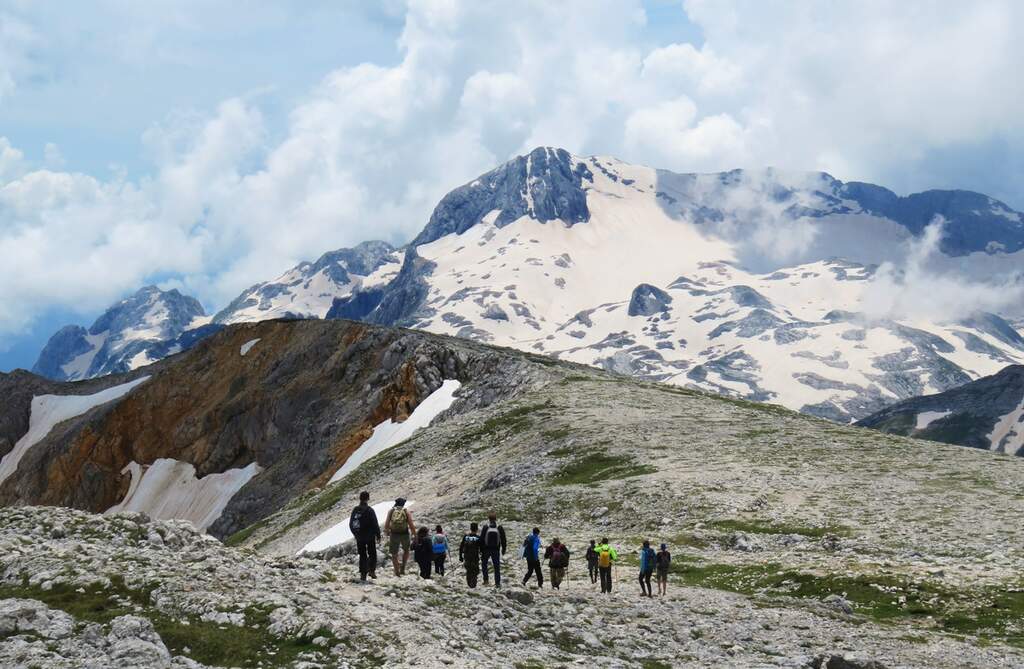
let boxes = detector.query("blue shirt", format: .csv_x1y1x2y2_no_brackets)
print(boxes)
640,546,656,572
525,533,541,559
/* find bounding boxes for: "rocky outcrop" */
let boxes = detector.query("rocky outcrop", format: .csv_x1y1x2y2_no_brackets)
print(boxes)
627,284,672,317
1,319,555,537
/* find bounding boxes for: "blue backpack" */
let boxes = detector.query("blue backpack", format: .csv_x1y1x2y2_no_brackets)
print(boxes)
432,533,447,554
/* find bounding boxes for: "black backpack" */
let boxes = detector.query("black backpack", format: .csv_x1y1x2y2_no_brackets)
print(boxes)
483,524,501,549
349,506,367,534
463,534,480,561
656,550,671,569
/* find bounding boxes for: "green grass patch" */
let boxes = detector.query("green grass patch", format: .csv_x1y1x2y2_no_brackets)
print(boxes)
551,451,657,485
710,518,851,538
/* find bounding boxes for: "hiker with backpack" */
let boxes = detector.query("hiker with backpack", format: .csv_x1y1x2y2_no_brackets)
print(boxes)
655,543,671,597
383,498,416,577
585,540,599,584
544,538,571,590
639,540,656,598
480,513,507,588
431,524,451,577
349,491,381,582
413,526,433,579
459,522,482,588
593,538,618,594
521,527,544,589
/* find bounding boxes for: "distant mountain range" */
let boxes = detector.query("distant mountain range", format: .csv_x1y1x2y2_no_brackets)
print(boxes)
31,147,1024,422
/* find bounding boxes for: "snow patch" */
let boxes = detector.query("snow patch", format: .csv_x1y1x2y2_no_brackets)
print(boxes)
916,410,952,430
297,500,416,555
60,332,108,380
240,339,260,356
106,458,261,532
987,397,1024,455
328,380,461,484
0,377,150,486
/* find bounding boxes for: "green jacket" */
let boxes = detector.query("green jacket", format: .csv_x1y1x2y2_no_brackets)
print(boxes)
593,543,618,564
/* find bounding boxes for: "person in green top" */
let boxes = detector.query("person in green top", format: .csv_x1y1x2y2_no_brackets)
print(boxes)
593,537,618,594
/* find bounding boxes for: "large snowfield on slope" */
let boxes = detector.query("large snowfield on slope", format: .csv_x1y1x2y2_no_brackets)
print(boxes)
106,458,261,531
0,377,150,486
987,397,1024,455
328,380,461,484
297,500,416,555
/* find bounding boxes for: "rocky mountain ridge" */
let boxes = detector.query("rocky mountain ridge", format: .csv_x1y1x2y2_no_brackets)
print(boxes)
857,364,1024,455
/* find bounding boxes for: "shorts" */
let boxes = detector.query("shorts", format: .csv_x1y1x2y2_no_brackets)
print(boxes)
389,532,410,555
656,566,669,581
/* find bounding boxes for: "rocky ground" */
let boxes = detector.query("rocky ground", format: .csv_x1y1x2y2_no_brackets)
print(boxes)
4,365,1024,667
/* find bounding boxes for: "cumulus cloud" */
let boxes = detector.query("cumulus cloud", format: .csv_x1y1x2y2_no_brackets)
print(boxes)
1,0,1024,345
861,218,1024,322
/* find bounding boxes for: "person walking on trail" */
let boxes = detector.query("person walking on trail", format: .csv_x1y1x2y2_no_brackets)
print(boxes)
593,537,618,594
349,491,381,582
655,543,671,597
521,527,544,588
384,498,416,577
413,527,433,579
480,513,507,588
431,524,451,577
639,540,656,598
459,522,482,588
585,539,599,584
544,538,571,590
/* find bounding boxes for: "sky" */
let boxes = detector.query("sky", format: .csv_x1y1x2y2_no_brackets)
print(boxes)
1,0,1023,371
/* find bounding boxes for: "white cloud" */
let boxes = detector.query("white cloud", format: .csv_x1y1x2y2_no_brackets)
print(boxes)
862,218,1024,322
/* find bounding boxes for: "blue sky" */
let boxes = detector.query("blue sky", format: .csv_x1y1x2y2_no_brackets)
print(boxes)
1,0,1023,371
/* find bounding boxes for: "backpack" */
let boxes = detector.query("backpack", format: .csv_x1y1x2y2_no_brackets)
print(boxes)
550,545,569,568
389,507,408,533
432,533,447,554
656,550,671,569
349,506,363,534
598,547,612,568
483,524,501,549
462,534,480,561
641,547,656,571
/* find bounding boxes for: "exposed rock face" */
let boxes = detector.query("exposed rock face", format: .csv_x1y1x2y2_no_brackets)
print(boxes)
410,146,593,247
32,286,207,382
858,364,1024,455
1,319,555,537
627,284,672,317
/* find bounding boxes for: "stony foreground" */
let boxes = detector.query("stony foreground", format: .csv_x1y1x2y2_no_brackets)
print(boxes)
1,506,1021,668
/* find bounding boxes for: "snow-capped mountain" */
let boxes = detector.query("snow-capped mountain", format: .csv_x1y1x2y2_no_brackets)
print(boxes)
214,241,402,324
341,147,1024,421
32,286,213,382
857,364,1024,455
30,147,1024,421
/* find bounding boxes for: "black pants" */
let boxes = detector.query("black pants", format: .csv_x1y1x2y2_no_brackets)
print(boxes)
481,548,501,586
465,560,479,588
639,569,653,596
356,538,377,579
433,553,446,576
523,557,543,587
588,561,598,583
599,566,613,593
417,558,432,579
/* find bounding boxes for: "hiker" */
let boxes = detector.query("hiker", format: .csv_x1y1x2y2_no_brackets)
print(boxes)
413,526,433,579
521,527,544,588
348,491,381,582
656,543,671,597
585,540,599,584
594,537,618,594
383,498,416,576
639,540,656,597
480,513,507,588
431,524,451,577
459,522,482,588
544,537,570,590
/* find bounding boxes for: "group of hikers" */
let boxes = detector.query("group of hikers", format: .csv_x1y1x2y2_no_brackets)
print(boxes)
347,493,673,597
